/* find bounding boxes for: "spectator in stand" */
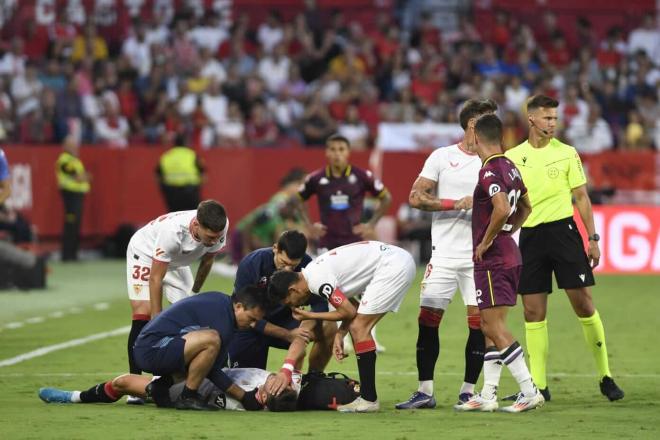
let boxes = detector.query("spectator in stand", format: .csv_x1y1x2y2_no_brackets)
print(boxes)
54,76,84,142
258,10,285,54
628,13,660,59
39,59,67,92
122,21,152,78
48,14,77,59
10,61,43,119
258,43,291,94
215,101,246,148
558,84,588,129
188,13,229,54
246,101,279,147
501,110,525,149
545,35,572,70
94,95,130,148
337,103,369,150
172,20,200,76
566,102,614,154
199,80,229,148
199,47,227,84
22,21,50,62
504,76,529,114
71,22,109,63
301,94,337,147
0,37,26,77
622,110,652,150
0,78,12,141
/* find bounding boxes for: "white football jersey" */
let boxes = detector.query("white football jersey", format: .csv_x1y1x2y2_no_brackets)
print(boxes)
303,241,392,300
418,143,480,259
223,368,302,411
129,210,228,268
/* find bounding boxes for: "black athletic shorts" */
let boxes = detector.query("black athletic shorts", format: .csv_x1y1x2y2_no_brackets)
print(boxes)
518,217,595,294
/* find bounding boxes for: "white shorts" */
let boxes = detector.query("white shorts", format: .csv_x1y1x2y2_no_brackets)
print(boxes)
126,245,194,303
358,246,416,315
419,256,476,310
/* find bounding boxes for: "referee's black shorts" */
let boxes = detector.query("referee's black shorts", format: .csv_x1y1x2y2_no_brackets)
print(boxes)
518,217,595,294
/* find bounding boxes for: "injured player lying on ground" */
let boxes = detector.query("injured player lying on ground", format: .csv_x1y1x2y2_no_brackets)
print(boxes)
38,367,301,412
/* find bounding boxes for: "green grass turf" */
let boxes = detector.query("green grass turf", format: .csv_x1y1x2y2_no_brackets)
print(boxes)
1,260,659,439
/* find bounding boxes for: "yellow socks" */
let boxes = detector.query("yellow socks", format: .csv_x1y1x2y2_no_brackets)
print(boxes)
578,310,612,378
524,320,548,389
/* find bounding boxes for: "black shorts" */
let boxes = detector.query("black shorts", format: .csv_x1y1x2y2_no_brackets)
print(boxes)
133,335,186,375
518,217,595,294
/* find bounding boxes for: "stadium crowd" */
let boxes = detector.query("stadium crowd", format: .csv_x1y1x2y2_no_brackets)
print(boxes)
0,2,658,152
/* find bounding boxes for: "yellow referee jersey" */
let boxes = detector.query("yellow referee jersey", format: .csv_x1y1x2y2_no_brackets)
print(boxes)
505,138,587,227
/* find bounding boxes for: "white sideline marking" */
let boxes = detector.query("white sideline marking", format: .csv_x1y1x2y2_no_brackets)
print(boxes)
3,302,113,330
0,326,130,368
25,317,44,324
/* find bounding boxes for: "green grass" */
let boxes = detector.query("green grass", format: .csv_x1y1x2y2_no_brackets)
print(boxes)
1,261,659,439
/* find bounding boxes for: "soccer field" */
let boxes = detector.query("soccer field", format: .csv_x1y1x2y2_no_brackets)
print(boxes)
1,260,658,439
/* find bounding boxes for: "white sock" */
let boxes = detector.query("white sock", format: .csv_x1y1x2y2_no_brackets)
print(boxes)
459,382,475,395
418,380,433,396
481,347,502,400
71,391,82,403
501,342,536,396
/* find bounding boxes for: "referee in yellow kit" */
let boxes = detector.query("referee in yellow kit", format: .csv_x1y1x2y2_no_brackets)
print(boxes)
504,95,624,402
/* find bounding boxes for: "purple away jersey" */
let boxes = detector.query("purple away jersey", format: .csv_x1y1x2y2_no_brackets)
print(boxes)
472,154,527,270
298,165,386,249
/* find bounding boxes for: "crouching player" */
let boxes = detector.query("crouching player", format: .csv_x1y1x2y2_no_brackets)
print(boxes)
38,367,300,412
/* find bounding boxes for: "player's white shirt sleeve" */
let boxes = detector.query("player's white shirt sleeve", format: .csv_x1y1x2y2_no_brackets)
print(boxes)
302,261,340,301
418,147,448,182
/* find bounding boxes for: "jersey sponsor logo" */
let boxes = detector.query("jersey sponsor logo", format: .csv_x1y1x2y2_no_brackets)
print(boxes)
579,274,586,282
547,167,559,179
330,192,350,210
450,161,459,168
319,283,334,300
155,248,165,257
522,156,528,165
488,184,501,196
484,171,495,178
475,289,483,304
348,174,357,184
319,177,329,185
360,299,368,306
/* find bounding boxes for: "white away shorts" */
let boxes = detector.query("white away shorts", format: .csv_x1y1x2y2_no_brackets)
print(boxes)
419,256,477,310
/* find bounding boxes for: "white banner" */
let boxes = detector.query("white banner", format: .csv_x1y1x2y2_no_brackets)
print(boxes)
376,122,464,151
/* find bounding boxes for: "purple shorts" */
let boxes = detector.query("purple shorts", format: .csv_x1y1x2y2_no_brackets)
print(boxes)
474,265,522,310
